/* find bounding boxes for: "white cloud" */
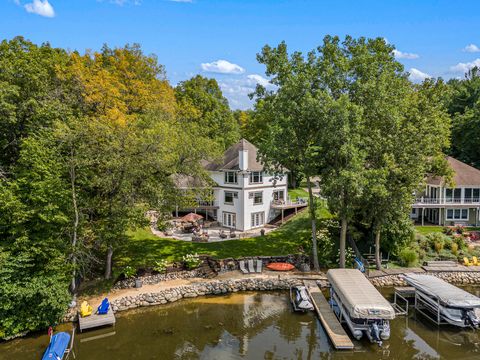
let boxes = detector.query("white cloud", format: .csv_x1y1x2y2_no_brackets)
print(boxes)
463,44,480,53
24,0,55,17
409,68,431,82
246,74,271,87
216,74,275,110
201,60,245,74
450,58,480,73
393,49,419,59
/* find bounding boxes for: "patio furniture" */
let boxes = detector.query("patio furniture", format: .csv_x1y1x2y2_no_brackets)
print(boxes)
239,260,248,274
247,259,255,273
219,230,227,239
256,259,262,273
229,228,236,238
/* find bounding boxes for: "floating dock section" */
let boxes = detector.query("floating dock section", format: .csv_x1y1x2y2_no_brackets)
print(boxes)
303,280,354,350
78,308,116,332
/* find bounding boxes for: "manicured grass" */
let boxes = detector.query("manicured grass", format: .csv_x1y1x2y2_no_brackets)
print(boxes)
115,204,332,274
288,187,309,199
415,226,444,234
415,225,480,235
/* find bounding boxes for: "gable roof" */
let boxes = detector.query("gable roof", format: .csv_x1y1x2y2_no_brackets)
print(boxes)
203,138,264,172
427,156,480,186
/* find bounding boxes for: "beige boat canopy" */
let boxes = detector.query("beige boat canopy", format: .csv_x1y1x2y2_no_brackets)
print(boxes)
327,269,395,320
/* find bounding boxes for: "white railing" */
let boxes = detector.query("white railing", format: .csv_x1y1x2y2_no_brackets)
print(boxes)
271,197,308,207
195,200,219,207
413,197,480,205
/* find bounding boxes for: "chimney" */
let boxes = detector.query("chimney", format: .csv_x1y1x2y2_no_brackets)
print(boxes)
239,149,248,171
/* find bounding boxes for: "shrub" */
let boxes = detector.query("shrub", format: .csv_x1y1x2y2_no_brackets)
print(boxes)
453,236,467,250
182,253,202,270
336,247,356,268
153,259,169,274
434,241,444,253
451,242,459,255
399,248,418,267
443,226,453,235
123,265,137,279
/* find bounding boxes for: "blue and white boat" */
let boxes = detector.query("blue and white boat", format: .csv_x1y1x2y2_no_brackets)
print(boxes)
42,331,71,360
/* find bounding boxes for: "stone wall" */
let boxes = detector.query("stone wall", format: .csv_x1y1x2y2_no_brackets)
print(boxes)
212,254,310,273
369,271,480,287
113,269,205,290
111,277,303,313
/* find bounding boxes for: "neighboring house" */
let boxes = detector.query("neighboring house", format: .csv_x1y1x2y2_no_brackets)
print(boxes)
176,139,307,231
412,156,480,226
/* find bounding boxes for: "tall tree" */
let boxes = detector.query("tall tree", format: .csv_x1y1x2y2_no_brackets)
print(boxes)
252,42,338,270
448,67,480,167
175,75,240,149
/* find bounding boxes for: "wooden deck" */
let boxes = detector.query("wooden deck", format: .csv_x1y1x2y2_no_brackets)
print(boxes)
78,309,116,332
303,280,354,350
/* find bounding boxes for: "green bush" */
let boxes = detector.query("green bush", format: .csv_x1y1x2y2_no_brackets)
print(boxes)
451,242,459,255
434,241,444,253
182,253,202,270
153,259,169,274
399,248,419,267
122,265,137,279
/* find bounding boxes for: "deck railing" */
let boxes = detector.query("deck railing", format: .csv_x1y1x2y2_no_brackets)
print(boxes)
271,197,308,207
413,197,480,205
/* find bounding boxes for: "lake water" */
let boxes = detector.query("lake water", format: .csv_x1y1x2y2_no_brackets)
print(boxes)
2,289,480,360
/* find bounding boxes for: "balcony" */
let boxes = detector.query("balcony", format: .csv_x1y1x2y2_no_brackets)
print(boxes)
271,198,308,209
179,200,219,210
412,197,480,207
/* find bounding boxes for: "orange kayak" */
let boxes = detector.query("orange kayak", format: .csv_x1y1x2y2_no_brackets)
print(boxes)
266,262,295,271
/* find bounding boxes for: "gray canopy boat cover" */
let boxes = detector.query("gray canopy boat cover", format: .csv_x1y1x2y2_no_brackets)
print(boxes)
403,273,480,308
327,269,395,320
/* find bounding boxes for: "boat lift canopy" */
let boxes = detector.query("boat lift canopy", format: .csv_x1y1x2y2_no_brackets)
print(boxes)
327,269,395,320
403,273,480,308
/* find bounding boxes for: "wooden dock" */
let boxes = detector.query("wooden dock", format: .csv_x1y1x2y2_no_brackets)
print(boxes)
78,309,116,332
303,280,354,350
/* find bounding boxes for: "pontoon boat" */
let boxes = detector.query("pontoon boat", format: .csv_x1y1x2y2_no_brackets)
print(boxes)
403,273,480,328
327,269,395,345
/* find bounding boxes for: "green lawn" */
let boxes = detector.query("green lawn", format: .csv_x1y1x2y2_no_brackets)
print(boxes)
415,225,480,235
288,187,309,199
115,204,332,274
414,225,444,234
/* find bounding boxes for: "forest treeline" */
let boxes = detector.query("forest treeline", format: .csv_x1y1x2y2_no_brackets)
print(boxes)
1,35,480,339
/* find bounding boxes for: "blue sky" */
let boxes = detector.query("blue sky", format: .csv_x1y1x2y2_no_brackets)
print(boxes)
1,0,480,109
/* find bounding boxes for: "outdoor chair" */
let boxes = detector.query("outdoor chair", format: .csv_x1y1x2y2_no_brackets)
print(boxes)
473,256,479,266
256,259,262,273
97,298,110,315
239,260,248,274
463,257,473,266
247,259,255,273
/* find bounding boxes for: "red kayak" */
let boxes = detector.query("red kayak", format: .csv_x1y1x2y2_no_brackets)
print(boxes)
266,262,295,271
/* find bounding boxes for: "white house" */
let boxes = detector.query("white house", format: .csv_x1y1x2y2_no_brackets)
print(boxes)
412,156,480,226
177,139,307,231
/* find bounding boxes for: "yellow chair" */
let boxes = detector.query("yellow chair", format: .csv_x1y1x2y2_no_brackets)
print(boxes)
473,256,479,266
80,301,93,317
464,257,473,266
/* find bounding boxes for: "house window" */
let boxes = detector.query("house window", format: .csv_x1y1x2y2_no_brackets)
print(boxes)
251,212,265,227
249,171,263,184
224,171,237,184
273,190,285,201
224,191,238,204
446,188,461,203
223,212,236,228
465,188,480,203
446,208,468,221
251,191,263,205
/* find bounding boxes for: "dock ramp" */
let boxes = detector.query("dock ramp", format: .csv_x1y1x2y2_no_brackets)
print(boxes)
303,280,354,350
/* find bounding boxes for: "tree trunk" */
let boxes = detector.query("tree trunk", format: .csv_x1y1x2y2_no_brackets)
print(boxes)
105,246,113,279
306,176,320,271
374,228,382,270
339,216,347,268
289,171,297,189
70,149,79,293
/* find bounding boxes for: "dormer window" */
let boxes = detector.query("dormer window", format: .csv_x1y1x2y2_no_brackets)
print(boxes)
225,171,237,184
249,171,263,184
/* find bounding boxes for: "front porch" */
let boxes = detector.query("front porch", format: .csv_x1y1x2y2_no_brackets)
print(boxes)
412,206,480,227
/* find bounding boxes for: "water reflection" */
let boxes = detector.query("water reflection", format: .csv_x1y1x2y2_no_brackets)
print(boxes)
1,289,480,359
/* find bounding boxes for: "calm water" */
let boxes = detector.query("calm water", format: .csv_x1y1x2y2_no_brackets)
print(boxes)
2,289,480,360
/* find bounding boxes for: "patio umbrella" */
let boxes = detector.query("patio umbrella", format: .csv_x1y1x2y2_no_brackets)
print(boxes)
181,213,204,222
